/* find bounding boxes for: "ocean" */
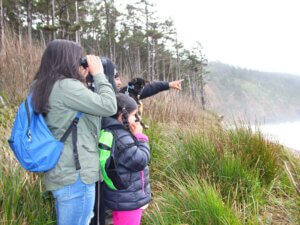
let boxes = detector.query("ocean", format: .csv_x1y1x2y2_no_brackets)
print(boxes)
255,121,300,151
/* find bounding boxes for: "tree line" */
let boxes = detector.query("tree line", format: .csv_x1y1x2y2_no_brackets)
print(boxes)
0,0,208,109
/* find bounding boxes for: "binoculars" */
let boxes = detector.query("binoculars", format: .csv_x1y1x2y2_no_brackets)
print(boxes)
82,57,117,93
80,57,108,69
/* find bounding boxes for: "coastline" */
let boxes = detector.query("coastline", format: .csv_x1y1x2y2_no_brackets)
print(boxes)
285,146,300,158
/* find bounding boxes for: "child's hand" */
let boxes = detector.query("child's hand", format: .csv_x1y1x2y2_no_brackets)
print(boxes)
129,122,143,135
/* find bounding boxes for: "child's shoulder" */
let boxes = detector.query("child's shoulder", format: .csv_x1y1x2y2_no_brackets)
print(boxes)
114,128,135,143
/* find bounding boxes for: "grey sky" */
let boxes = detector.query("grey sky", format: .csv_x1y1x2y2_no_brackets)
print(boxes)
146,0,300,75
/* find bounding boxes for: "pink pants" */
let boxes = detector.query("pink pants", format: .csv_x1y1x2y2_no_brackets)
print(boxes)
112,209,143,225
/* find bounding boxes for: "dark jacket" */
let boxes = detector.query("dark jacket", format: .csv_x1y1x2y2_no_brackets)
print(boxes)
101,117,151,211
120,81,169,100
140,81,169,100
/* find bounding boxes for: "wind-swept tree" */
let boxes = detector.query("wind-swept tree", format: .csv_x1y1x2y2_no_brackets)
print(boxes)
185,43,208,109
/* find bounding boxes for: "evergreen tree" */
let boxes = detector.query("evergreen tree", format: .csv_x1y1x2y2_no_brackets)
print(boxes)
0,0,3,53
0,0,208,102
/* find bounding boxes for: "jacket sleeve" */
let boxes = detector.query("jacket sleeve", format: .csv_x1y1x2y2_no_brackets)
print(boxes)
116,132,150,172
139,81,170,100
58,73,117,117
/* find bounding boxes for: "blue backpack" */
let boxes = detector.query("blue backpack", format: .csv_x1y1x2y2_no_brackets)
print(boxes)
8,94,82,172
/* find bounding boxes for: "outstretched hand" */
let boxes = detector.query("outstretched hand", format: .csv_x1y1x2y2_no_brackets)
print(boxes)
169,79,184,90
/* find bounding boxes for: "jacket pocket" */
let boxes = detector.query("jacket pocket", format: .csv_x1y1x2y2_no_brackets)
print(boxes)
80,133,98,152
82,144,97,152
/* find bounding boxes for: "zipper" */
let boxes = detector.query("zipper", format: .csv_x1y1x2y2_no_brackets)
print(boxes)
141,170,145,194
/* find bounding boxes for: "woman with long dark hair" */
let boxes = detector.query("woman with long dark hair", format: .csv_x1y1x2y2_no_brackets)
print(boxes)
31,39,117,225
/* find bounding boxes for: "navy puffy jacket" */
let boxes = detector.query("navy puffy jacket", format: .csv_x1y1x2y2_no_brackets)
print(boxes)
102,117,151,210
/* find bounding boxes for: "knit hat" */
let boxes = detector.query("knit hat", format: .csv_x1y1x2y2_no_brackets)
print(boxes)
116,93,138,115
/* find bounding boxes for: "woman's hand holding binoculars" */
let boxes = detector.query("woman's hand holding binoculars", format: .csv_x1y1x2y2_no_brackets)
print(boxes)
86,55,104,76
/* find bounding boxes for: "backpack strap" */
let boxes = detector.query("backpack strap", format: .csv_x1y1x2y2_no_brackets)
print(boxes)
59,112,83,170
60,112,82,142
71,112,82,170
25,98,32,141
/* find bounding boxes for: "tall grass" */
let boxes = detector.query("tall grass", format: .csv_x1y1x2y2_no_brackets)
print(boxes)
0,29,42,103
0,107,55,224
0,31,54,224
143,120,300,224
1,31,300,224
143,91,216,126
143,177,241,225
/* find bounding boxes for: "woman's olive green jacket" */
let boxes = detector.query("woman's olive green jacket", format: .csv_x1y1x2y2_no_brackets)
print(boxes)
44,73,117,191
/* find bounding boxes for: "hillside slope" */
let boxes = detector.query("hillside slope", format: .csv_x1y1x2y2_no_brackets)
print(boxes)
206,62,300,122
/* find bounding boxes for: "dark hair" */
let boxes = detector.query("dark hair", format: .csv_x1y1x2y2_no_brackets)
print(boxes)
119,77,148,102
121,108,130,130
31,39,84,114
102,58,118,93
112,93,138,130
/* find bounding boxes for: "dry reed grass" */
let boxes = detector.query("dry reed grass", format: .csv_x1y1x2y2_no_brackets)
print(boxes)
0,31,218,130
0,30,43,103
144,91,217,123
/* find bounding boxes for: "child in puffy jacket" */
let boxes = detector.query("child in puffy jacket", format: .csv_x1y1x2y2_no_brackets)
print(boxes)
101,93,151,225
